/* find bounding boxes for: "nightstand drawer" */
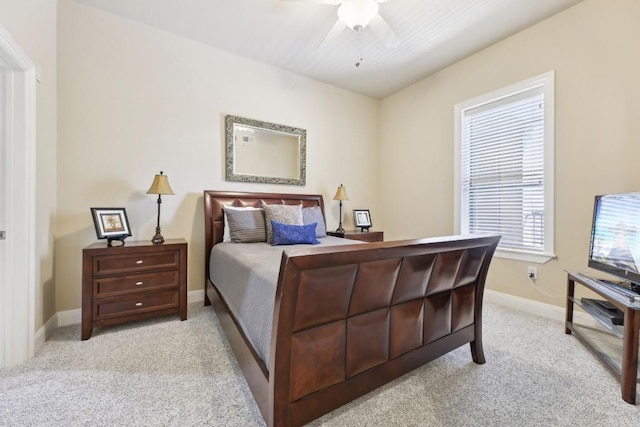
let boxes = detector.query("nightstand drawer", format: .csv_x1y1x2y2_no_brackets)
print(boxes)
92,250,180,276
93,290,179,320
94,270,180,298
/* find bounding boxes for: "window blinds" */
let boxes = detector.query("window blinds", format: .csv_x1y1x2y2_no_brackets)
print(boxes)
461,86,545,252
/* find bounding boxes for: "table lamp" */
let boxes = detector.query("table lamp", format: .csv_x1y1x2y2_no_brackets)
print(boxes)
146,171,174,244
333,184,349,234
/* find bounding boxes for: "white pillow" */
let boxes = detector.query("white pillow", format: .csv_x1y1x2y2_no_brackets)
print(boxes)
223,211,231,242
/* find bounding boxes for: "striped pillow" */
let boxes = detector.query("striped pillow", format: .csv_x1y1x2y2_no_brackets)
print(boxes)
224,206,266,243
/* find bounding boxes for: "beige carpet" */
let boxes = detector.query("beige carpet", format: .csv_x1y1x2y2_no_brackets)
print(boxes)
1,301,638,426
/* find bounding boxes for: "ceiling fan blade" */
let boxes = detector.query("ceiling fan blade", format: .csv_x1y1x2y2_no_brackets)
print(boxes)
318,19,347,50
368,13,400,49
281,0,341,5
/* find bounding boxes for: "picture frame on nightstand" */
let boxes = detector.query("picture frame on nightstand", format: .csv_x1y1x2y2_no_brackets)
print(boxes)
90,207,132,246
353,209,372,232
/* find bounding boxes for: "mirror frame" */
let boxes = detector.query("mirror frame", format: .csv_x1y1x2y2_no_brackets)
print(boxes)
225,115,306,186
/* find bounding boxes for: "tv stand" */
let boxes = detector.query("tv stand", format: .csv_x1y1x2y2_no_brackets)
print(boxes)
565,271,640,404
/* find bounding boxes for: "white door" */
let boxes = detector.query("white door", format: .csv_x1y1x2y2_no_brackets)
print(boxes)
0,25,36,368
0,68,6,228
0,67,6,368
0,67,6,241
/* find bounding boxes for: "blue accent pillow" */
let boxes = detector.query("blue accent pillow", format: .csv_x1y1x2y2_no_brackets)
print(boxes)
271,220,320,246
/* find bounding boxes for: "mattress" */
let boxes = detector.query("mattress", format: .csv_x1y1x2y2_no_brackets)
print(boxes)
209,236,360,367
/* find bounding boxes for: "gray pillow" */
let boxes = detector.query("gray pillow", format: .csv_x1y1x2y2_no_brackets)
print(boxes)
224,206,266,243
263,204,303,243
303,206,327,238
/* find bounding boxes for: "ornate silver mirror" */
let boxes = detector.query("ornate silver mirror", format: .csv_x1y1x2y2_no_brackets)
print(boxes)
225,115,306,185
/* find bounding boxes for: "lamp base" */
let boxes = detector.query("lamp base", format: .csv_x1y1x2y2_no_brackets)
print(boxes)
151,227,165,244
336,200,345,235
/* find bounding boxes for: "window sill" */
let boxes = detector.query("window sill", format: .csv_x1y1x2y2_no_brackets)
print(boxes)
495,249,555,264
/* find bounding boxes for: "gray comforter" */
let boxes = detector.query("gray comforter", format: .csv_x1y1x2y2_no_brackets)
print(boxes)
209,236,359,367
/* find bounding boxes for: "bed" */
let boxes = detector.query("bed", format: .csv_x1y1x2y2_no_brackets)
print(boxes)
203,190,500,426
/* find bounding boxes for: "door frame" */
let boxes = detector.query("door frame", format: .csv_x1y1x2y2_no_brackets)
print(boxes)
0,25,37,368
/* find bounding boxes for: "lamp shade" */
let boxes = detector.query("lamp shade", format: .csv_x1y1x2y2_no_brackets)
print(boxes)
333,184,349,201
337,0,379,30
146,171,174,195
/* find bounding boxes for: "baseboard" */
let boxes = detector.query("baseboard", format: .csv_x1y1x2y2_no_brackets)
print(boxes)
56,308,80,327
485,289,565,321
485,289,598,328
34,313,58,354
188,289,205,304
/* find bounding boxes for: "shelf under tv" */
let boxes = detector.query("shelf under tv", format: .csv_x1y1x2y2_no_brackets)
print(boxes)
565,271,640,404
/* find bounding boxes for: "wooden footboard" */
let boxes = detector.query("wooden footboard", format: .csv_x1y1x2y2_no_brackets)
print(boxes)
203,191,499,427
268,234,499,426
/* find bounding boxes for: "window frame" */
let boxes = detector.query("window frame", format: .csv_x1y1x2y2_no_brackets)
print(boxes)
453,71,556,264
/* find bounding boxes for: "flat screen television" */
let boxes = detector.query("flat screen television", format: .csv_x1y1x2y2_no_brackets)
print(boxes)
589,192,640,291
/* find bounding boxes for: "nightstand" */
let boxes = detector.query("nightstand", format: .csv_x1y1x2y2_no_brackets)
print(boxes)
327,230,384,242
81,238,188,340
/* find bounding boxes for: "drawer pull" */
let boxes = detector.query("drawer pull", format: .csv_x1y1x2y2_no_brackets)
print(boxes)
135,281,143,286
135,302,143,307
136,260,144,265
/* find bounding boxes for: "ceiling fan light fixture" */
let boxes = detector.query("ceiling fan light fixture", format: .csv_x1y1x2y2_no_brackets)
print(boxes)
337,0,379,30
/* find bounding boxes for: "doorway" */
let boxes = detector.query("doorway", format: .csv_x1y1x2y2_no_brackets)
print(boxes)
0,25,37,368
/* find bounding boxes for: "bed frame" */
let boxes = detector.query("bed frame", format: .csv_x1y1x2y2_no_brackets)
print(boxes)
203,190,500,426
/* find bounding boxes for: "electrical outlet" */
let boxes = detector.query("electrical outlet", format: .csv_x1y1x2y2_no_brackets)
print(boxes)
527,266,538,280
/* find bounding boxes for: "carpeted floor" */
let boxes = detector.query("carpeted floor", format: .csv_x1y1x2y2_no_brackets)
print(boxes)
1,301,638,426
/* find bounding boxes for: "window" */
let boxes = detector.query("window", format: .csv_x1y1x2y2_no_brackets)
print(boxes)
454,72,555,263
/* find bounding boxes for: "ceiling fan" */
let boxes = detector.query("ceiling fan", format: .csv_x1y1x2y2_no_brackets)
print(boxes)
285,0,400,51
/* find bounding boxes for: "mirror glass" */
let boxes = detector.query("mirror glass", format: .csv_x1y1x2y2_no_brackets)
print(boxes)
225,115,306,185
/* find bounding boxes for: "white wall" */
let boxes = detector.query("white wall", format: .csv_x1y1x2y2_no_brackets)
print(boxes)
379,0,640,308
56,0,380,311
0,0,57,327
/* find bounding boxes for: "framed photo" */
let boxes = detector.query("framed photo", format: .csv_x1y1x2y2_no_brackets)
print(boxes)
353,209,372,231
90,208,132,244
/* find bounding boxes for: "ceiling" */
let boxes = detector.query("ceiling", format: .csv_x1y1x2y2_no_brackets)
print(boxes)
73,0,584,99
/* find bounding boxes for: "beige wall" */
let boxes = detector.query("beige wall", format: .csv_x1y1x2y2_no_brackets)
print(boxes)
0,0,58,328
7,0,636,319
56,0,380,311
379,0,640,308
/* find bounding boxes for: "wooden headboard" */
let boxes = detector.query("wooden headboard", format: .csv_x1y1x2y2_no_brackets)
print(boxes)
203,191,325,286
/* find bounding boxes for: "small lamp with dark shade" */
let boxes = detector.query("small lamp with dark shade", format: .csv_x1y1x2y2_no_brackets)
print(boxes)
333,184,349,234
146,171,174,244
